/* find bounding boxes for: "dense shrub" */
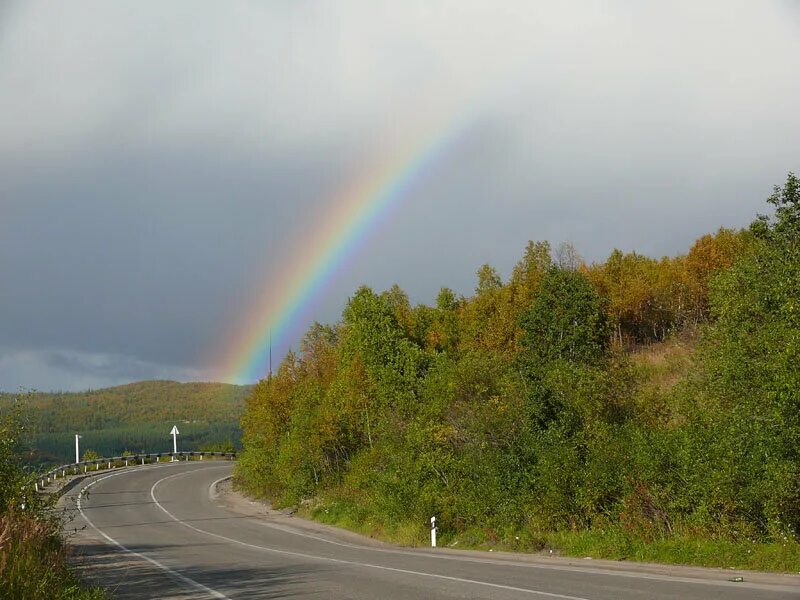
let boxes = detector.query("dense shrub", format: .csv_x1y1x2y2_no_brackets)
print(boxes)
0,405,104,599
235,174,799,569
0,511,104,600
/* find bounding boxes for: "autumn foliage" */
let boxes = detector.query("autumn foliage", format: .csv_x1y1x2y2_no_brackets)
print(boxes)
0,407,105,599
236,174,799,565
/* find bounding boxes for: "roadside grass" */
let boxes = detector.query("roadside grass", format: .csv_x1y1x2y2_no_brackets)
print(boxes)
305,499,422,547
0,510,106,600
303,497,800,574
544,529,800,573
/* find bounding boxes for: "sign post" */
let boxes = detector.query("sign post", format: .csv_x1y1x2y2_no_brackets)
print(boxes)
170,425,180,461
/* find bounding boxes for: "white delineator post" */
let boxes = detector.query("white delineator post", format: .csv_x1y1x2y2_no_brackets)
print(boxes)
170,425,180,460
431,516,437,548
75,434,81,464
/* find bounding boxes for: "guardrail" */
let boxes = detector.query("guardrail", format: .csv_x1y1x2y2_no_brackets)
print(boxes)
33,451,237,492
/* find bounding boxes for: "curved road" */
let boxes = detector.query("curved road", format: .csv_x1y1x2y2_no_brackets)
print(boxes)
60,462,799,599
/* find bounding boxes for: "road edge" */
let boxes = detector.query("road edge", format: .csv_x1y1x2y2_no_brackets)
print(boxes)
210,477,800,589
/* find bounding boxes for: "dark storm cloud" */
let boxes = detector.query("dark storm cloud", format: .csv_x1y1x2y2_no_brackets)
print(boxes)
0,346,203,393
1,145,353,364
1,1,798,390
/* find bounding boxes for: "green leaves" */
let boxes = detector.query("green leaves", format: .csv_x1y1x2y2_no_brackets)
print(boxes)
342,286,426,413
683,171,800,537
519,267,609,367
236,174,800,552
756,171,800,243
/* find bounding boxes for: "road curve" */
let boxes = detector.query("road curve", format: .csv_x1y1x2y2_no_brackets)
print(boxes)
59,462,799,599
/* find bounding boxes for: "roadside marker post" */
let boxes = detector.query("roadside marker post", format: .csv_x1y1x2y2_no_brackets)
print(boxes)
431,516,437,548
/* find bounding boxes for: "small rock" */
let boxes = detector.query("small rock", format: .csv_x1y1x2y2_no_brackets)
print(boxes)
729,577,744,583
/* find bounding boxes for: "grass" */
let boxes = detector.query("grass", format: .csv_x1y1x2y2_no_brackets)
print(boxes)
628,330,697,393
306,499,423,547
302,496,800,573
0,510,106,599
545,528,800,573
626,332,698,426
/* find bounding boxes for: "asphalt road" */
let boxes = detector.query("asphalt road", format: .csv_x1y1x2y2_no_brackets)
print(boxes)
59,462,799,599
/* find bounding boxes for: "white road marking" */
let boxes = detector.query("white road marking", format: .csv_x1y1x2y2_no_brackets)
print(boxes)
74,464,799,599
76,464,231,600
153,470,591,600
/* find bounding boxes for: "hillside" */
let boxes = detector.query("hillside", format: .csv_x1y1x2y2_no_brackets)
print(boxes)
1,380,252,464
235,174,800,571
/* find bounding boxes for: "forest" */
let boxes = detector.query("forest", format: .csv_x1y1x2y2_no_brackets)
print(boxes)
0,380,249,464
236,173,799,570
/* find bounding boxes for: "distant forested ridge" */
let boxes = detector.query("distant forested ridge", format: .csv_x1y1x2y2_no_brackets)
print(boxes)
0,380,251,463
236,174,799,569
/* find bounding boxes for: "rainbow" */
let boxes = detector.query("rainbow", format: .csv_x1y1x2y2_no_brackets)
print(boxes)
218,114,475,384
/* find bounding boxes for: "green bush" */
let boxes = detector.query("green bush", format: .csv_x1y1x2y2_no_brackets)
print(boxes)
0,511,105,600
1,405,105,598
235,174,800,571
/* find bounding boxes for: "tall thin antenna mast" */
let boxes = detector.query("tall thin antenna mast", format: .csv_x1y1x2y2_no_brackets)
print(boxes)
269,329,272,379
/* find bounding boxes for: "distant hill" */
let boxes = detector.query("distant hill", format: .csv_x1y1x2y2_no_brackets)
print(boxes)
0,380,253,464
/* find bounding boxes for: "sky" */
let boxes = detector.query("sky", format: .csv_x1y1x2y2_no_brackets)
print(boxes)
1,1,798,391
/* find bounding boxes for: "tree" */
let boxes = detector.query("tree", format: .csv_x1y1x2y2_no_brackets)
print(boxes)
686,227,749,318
461,267,519,356
436,287,458,311
555,241,582,271
689,172,800,535
510,241,551,292
509,240,552,312
519,267,609,366
342,286,424,416
0,404,31,512
753,171,800,242
475,264,502,295
423,288,461,353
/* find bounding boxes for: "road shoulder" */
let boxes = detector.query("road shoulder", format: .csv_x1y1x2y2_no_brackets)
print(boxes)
213,477,800,590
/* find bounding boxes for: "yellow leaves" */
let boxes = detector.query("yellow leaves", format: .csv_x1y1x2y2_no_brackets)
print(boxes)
585,243,731,345
489,395,507,415
432,423,458,445
686,227,750,313
459,278,521,357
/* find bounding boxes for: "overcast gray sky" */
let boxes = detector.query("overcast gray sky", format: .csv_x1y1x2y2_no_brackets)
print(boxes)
1,1,798,391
